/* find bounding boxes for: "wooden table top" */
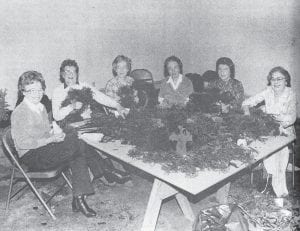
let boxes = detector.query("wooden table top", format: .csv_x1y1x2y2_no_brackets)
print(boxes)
81,134,294,195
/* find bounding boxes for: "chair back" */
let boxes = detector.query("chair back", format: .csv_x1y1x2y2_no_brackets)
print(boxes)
130,69,154,84
2,127,23,169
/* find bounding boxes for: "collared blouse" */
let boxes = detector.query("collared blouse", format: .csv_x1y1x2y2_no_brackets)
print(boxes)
242,86,296,137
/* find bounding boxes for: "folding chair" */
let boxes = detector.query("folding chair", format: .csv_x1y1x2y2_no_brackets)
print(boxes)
2,127,72,220
250,142,296,188
130,69,158,108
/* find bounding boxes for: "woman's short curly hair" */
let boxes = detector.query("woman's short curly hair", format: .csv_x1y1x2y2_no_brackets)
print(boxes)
216,57,235,79
164,55,183,77
267,66,291,87
112,55,132,77
59,59,79,83
18,71,46,92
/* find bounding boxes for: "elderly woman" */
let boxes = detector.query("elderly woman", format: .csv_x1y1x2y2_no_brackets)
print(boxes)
11,71,97,217
205,57,244,112
105,55,136,102
242,66,296,199
52,59,130,185
158,56,193,107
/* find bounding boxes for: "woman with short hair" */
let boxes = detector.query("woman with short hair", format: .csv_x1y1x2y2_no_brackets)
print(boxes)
242,66,296,199
158,55,193,107
11,71,97,217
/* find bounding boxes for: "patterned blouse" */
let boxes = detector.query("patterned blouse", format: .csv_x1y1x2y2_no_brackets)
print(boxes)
242,86,296,137
105,76,134,101
207,78,244,109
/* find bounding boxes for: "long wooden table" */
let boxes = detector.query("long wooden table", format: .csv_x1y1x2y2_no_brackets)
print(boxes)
81,134,294,231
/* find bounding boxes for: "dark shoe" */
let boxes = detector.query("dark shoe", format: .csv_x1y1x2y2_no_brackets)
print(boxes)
97,174,116,186
257,176,275,196
72,196,96,217
107,170,131,184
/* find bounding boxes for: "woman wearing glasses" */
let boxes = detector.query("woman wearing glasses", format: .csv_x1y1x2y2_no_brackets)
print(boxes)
242,66,296,200
11,71,99,217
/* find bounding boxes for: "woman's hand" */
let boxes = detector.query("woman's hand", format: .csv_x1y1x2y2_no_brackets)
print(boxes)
72,101,83,110
115,104,128,119
242,105,250,115
221,103,230,113
51,132,66,143
133,90,139,104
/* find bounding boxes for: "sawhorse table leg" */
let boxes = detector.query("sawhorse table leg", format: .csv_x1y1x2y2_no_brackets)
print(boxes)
141,178,195,231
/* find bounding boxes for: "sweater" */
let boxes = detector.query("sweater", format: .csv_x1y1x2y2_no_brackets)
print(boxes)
158,75,193,107
11,100,51,157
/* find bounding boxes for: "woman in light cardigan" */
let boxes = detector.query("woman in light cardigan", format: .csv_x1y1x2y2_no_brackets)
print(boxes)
158,56,193,108
11,71,97,217
242,66,296,199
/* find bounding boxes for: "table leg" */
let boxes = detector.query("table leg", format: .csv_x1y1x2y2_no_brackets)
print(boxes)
175,193,195,221
141,178,194,231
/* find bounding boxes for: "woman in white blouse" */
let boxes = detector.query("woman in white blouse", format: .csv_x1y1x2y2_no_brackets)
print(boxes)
52,59,131,185
242,66,296,199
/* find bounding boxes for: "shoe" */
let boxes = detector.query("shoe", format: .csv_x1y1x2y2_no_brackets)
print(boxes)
98,174,116,186
105,170,131,184
286,163,300,172
72,196,97,217
257,175,276,196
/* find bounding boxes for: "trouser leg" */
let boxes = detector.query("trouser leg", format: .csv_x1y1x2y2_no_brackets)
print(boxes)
78,139,105,179
20,133,94,197
271,147,289,197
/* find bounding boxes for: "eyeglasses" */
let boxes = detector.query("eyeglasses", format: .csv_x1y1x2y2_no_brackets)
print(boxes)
270,77,285,82
24,89,44,95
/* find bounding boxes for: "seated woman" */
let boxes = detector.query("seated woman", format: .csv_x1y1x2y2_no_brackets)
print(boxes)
158,56,193,107
105,55,137,179
242,66,296,200
52,59,130,184
205,57,244,112
11,71,98,217
105,55,136,104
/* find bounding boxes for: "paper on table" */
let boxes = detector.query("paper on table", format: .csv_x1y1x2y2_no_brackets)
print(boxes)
79,133,104,142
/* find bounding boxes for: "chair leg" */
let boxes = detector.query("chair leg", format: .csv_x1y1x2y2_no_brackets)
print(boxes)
292,142,295,188
11,183,29,200
61,172,72,189
45,181,67,204
23,174,56,220
5,168,15,213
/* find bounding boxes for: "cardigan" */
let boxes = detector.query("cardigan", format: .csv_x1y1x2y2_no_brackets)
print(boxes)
158,75,193,107
11,100,51,157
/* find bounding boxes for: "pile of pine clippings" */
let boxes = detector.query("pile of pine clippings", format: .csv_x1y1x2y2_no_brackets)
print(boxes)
61,87,281,175
84,106,280,175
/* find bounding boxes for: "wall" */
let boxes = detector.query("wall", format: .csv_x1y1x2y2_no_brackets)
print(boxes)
0,0,299,115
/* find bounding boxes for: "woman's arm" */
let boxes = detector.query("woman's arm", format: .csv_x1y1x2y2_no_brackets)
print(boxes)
242,89,267,108
88,83,121,109
52,87,74,121
242,89,267,114
278,91,297,128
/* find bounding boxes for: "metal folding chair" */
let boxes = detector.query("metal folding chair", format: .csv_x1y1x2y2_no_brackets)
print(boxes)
2,127,72,220
250,142,296,188
130,69,158,108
